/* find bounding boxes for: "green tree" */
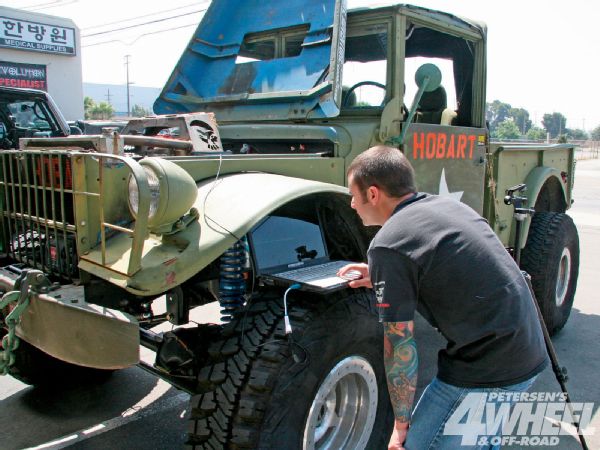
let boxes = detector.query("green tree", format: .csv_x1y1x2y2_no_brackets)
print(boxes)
88,102,115,120
131,104,151,117
494,119,521,140
526,126,546,141
486,100,511,134
510,107,532,134
84,96,95,120
590,125,600,141
565,128,588,140
542,112,567,138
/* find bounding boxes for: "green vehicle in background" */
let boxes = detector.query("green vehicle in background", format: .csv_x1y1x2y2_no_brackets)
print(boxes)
0,1,578,448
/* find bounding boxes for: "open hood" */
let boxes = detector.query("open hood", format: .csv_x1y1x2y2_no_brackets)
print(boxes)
154,0,346,121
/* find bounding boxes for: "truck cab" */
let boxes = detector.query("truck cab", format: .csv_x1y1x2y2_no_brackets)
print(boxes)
155,2,489,214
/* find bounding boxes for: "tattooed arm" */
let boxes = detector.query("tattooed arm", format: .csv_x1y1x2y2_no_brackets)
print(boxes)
384,321,418,450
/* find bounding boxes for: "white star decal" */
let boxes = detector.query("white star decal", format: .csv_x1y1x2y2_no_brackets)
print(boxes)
438,168,463,201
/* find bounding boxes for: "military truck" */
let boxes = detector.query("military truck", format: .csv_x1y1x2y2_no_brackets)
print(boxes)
0,86,80,150
0,1,578,449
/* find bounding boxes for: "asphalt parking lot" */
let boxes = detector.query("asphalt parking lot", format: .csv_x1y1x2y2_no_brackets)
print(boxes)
0,158,598,450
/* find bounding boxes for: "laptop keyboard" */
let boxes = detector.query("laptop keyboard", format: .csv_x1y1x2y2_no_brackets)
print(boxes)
277,261,350,282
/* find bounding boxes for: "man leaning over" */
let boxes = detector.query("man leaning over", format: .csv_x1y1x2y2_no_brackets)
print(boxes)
338,146,548,449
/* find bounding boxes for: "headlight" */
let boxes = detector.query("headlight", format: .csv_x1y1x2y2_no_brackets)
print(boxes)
128,165,161,219
127,158,198,234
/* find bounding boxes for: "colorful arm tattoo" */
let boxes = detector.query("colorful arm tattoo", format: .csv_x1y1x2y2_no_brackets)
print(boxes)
383,321,418,424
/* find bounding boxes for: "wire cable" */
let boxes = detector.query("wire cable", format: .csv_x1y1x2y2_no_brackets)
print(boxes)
283,284,301,334
202,153,243,241
82,2,209,31
82,9,207,38
24,0,77,12
81,22,198,48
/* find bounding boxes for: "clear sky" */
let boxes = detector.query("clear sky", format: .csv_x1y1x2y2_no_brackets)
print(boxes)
6,0,600,131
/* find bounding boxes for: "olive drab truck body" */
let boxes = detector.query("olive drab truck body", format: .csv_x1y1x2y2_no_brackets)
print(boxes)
0,1,578,448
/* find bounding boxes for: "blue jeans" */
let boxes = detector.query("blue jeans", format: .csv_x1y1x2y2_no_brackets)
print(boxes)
404,376,537,450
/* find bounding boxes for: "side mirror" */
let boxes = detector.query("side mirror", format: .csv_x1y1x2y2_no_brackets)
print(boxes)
415,63,442,93
393,63,443,147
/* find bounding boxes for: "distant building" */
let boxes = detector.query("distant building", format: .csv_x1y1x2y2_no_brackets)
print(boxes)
83,83,161,117
0,6,83,120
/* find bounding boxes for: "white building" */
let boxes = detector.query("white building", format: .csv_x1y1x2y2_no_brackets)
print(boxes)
0,6,83,120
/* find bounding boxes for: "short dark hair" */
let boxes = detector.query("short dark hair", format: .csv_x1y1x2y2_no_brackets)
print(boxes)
347,146,416,198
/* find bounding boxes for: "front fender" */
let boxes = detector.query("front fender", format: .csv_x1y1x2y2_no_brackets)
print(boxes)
79,173,349,295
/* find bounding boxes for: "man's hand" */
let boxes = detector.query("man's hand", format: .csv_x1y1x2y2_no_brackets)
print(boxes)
337,263,372,288
388,420,409,450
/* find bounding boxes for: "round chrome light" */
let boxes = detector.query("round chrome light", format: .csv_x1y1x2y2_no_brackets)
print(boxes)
128,165,161,220
127,158,198,234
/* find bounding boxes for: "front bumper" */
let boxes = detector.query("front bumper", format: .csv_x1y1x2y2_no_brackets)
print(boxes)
0,268,139,370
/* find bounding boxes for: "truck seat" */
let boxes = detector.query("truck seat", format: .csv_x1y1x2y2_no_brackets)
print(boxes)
416,86,447,124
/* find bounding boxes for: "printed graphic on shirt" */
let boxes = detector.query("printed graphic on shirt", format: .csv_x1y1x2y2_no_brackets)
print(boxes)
374,281,389,308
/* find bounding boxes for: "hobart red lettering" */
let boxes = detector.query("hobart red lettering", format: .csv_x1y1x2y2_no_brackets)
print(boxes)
436,133,447,158
457,134,467,159
447,135,455,159
426,133,436,159
413,132,425,159
412,132,478,160
468,135,476,158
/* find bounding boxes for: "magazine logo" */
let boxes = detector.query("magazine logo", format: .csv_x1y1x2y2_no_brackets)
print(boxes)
444,392,595,446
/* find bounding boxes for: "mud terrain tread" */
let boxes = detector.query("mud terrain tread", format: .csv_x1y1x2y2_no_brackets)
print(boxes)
521,212,579,334
187,297,285,448
187,290,390,449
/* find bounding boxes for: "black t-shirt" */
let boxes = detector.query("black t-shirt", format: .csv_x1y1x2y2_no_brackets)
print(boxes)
368,193,548,387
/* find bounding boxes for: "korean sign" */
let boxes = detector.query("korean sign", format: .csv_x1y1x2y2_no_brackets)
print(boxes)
0,17,76,56
0,61,47,90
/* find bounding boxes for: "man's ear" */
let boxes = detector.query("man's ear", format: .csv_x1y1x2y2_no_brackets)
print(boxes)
366,185,379,204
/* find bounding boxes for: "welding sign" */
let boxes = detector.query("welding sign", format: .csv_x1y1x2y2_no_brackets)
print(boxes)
406,125,486,161
404,124,488,215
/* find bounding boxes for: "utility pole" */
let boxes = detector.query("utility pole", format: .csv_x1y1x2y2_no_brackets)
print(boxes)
105,88,112,105
125,55,133,117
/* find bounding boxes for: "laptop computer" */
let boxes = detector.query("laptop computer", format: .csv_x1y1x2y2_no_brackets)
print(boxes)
249,215,362,293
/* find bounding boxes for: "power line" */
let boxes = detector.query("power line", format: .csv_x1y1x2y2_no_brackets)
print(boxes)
82,2,209,31
19,0,64,10
82,9,206,38
28,0,78,11
81,22,199,48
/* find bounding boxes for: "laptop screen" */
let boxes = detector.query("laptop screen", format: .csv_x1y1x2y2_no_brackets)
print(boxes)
251,215,328,273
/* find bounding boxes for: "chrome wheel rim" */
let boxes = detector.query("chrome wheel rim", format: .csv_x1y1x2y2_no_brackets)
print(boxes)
303,356,378,450
556,247,572,307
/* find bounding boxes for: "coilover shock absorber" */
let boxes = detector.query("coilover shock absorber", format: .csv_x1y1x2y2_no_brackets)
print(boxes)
218,239,247,322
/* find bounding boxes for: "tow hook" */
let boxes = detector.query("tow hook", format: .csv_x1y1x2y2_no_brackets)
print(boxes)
0,270,50,374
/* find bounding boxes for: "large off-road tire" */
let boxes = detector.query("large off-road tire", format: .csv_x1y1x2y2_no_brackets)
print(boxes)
521,212,579,335
187,290,393,449
1,310,113,386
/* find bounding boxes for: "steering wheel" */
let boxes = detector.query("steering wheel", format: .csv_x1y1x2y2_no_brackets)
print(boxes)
343,81,386,107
